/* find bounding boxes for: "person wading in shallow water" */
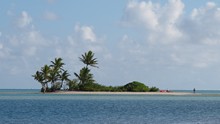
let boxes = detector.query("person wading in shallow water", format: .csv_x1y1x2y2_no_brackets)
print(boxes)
193,88,196,93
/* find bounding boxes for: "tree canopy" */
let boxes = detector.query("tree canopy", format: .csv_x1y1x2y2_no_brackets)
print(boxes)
79,50,98,68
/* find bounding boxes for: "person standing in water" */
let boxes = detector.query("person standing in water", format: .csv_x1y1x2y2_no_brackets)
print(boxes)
193,88,196,93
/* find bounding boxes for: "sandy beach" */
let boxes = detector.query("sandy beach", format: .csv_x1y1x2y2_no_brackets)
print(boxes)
49,91,197,95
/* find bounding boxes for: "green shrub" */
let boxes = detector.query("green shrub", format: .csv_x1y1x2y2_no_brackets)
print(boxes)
149,86,159,92
123,81,149,92
79,82,106,91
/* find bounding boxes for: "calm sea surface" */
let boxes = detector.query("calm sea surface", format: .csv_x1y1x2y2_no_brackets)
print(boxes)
1,90,220,124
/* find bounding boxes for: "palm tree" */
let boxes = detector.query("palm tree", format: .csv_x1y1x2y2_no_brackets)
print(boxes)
33,58,71,92
33,71,47,93
79,51,98,68
48,69,59,89
60,70,70,90
33,71,43,83
33,65,50,93
49,58,65,90
41,65,51,91
74,67,94,86
32,71,45,92
41,65,51,83
51,58,65,71
75,51,98,90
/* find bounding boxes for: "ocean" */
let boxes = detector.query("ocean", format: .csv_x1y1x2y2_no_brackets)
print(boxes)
0,89,220,124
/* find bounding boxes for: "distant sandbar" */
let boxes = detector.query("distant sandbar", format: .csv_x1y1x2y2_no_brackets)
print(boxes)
49,91,196,95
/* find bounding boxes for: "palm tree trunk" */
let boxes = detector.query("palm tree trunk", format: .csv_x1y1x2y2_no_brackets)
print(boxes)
42,83,46,93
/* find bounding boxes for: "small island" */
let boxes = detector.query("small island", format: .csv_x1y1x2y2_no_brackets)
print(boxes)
33,50,159,93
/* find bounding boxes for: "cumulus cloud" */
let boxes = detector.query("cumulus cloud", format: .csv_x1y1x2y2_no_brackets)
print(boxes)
120,0,220,69
122,0,184,43
17,11,32,28
75,25,97,42
123,1,159,30
181,2,220,45
5,29,48,59
0,10,56,77
10,23,108,74
64,24,110,58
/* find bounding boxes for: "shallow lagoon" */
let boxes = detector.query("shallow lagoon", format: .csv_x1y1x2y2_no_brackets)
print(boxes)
0,90,220,124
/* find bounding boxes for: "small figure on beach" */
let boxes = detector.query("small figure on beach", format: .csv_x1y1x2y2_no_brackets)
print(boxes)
193,88,196,93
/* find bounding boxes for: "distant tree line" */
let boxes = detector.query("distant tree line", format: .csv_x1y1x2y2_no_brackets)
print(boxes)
33,51,159,93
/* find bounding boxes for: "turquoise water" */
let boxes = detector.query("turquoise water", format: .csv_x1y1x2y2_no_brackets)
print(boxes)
1,90,220,124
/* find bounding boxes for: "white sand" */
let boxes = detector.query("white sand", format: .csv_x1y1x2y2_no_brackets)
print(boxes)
49,91,196,95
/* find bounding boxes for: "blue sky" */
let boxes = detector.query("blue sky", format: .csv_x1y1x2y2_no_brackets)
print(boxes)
1,0,220,90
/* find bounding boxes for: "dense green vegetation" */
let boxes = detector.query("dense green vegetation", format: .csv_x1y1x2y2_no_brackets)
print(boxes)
33,51,159,93
123,81,149,92
32,58,70,93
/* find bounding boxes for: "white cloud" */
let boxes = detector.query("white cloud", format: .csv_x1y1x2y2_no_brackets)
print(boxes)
75,25,97,42
0,10,57,78
182,2,220,46
23,46,37,57
65,24,110,57
122,0,184,42
26,30,47,45
0,32,11,59
17,11,32,28
122,1,159,30
44,11,58,21
120,0,220,69
6,29,48,58
207,2,216,8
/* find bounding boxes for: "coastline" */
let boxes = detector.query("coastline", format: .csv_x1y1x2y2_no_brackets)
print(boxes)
49,91,197,95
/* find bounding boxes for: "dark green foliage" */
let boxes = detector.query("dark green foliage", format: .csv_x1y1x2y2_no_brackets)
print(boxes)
123,81,149,92
149,86,159,92
68,79,79,91
79,50,98,68
74,51,98,90
51,82,62,91
74,67,94,85
33,57,70,92
79,82,105,91
109,86,125,92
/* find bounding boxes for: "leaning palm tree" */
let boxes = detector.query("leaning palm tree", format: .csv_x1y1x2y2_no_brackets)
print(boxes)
32,71,45,92
79,51,98,68
33,71,46,93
